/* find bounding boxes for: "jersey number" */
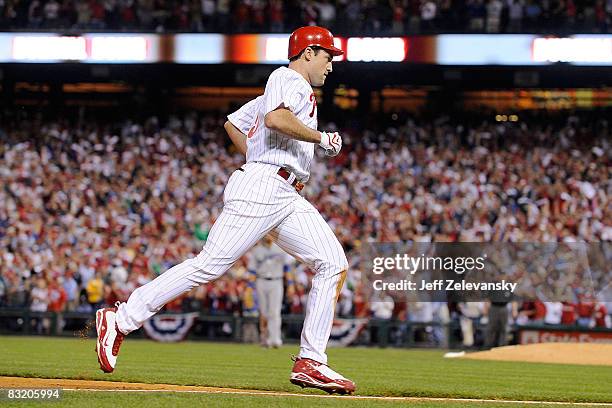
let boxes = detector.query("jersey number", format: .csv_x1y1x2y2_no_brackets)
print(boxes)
247,115,260,138
309,93,317,118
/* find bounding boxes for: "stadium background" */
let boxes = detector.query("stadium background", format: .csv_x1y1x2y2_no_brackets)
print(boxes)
0,3,611,405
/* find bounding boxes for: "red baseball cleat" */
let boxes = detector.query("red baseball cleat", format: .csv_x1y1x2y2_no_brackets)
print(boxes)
95,303,125,373
290,356,356,395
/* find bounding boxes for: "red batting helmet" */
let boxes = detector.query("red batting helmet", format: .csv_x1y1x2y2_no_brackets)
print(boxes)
288,26,343,60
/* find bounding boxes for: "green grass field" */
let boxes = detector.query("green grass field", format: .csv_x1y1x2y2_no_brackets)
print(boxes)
0,336,610,407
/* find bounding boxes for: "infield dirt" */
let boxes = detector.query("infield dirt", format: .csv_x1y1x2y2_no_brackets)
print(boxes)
462,343,612,366
0,376,259,393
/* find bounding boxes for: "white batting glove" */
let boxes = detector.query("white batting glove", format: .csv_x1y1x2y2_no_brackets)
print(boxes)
319,131,342,157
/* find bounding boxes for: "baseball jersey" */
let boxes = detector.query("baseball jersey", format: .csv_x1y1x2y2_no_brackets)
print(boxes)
247,66,318,182
248,243,291,280
227,96,264,135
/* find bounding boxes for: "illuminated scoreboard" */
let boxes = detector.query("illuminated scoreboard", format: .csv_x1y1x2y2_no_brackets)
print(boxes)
0,33,610,65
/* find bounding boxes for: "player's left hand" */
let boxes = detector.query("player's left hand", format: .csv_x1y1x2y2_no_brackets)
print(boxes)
319,131,342,157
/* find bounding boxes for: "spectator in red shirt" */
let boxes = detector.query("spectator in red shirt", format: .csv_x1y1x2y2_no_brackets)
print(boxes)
520,300,547,324
533,300,547,322
47,279,67,312
593,303,610,328
577,295,596,326
560,301,577,325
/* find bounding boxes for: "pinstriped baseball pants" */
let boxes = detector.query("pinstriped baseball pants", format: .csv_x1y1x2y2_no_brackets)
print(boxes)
116,162,348,364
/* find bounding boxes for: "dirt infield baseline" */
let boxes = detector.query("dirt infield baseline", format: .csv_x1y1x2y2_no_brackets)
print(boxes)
1,376,611,406
462,343,612,366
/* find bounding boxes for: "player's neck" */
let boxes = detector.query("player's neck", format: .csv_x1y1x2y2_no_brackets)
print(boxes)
287,62,311,86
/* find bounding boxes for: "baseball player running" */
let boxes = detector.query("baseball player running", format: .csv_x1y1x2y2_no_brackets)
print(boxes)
95,26,355,394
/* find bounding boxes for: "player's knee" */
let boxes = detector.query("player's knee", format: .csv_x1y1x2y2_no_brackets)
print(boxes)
192,250,231,281
319,254,348,275
191,254,215,278
193,251,208,269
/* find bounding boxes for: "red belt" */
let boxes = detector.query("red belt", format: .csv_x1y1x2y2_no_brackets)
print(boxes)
277,168,305,192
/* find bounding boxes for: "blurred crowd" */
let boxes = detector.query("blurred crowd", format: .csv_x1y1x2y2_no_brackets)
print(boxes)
0,0,611,34
0,108,610,333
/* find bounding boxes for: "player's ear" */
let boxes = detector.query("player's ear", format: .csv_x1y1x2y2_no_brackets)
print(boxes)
303,47,314,61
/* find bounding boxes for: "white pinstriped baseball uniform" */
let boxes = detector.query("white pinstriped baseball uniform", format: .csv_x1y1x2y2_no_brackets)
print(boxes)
247,67,317,182
116,66,348,364
227,95,264,135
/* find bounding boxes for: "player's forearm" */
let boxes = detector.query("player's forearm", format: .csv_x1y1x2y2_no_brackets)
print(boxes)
224,120,248,156
264,109,322,144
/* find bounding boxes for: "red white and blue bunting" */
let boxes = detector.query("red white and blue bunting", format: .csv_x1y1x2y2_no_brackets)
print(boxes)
329,318,368,347
142,313,199,342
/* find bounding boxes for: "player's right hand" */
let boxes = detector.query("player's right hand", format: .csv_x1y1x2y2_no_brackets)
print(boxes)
319,131,342,157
